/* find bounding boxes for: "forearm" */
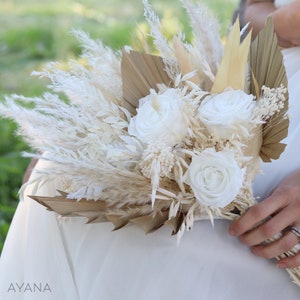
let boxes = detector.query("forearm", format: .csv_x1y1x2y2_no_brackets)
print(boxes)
245,0,300,47
244,1,276,37
272,1,300,46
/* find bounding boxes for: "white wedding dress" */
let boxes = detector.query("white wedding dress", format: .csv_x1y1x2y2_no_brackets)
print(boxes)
1,2,300,300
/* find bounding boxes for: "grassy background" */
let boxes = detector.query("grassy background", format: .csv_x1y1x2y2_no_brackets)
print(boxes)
0,0,239,252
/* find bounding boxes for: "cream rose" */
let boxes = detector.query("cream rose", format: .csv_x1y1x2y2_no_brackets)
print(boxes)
198,89,255,140
128,88,187,146
186,148,245,208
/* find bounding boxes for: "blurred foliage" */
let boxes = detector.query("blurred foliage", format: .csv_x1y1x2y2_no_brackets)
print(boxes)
0,120,30,252
0,0,238,253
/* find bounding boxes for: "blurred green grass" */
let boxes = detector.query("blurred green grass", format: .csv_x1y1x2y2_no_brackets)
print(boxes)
0,0,238,252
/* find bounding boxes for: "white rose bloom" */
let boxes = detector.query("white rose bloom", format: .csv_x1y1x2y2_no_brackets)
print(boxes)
198,89,255,140
128,88,187,146
186,148,245,208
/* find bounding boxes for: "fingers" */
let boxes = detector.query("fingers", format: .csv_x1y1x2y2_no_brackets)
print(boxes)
278,252,300,269
229,182,299,238
251,230,300,260
229,200,300,265
228,171,300,267
228,191,287,237
238,205,295,246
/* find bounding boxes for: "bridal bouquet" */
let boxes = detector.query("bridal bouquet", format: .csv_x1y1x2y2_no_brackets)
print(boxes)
1,0,298,285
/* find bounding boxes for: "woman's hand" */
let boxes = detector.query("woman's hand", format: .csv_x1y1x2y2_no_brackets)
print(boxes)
229,170,300,268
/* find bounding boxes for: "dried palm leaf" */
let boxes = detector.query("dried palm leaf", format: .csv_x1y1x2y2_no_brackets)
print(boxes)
30,193,189,234
121,49,172,115
172,37,200,84
130,211,169,234
249,18,289,162
211,19,251,93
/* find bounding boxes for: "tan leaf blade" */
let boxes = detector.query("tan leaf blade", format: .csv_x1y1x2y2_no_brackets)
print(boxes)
130,211,169,234
105,214,130,230
121,49,172,115
249,18,289,162
165,213,185,235
172,36,202,85
30,194,173,231
29,195,107,216
211,19,251,93
105,210,149,230
77,212,107,224
263,119,289,144
260,143,287,162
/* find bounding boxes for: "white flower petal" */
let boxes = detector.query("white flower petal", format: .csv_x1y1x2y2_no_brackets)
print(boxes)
186,148,245,208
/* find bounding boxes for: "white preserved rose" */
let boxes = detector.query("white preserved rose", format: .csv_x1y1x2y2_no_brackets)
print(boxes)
128,88,187,146
186,148,245,208
198,89,255,140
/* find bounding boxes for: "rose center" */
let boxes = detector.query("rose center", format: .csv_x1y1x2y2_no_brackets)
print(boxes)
202,167,224,190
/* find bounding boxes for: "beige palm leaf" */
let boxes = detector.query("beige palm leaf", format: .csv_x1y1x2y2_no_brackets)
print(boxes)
121,49,172,115
249,18,289,162
211,19,251,93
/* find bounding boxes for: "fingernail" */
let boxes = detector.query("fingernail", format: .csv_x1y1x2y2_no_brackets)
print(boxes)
277,262,287,269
